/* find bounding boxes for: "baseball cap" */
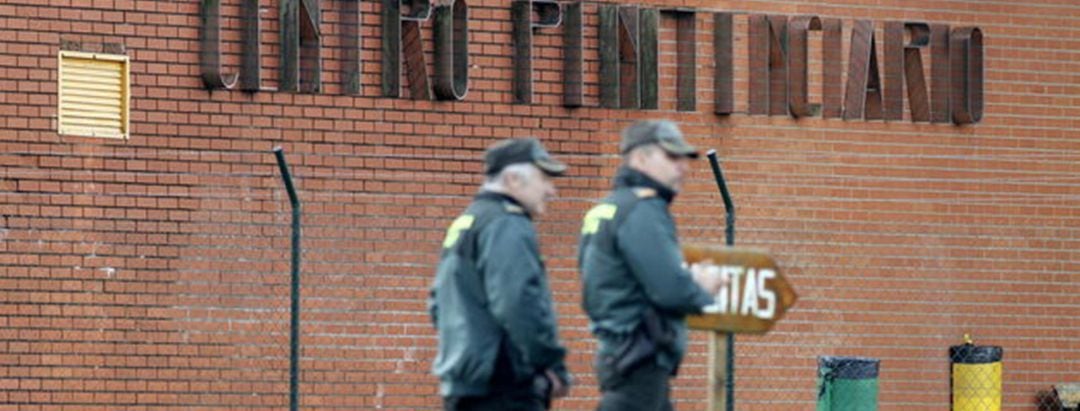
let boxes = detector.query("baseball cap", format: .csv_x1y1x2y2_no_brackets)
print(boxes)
484,137,568,176
619,119,699,158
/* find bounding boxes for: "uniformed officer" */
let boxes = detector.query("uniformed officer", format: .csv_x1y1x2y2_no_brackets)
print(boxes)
429,138,572,411
578,120,726,411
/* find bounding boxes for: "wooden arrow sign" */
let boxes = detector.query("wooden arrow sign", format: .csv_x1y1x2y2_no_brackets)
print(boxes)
684,245,797,334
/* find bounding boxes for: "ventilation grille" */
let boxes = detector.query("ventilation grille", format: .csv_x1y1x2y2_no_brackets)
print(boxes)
58,51,129,139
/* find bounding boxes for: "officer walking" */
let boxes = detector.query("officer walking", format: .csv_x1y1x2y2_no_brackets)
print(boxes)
578,120,725,411
429,138,572,411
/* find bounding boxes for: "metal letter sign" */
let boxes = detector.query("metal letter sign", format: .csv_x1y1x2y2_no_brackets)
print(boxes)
950,27,983,125
639,8,658,110
930,24,952,123
200,0,238,89
341,0,362,94
747,15,767,115
904,24,932,122
767,15,787,116
884,21,905,121
714,13,733,115
785,16,842,118
667,9,696,112
599,5,649,109
620,6,641,109
382,0,432,99
821,19,843,118
241,0,265,91
281,0,321,92
432,0,469,100
563,1,583,107
843,20,883,120
198,2,984,125
512,0,561,104
884,22,931,122
382,0,468,100
787,16,819,117
200,0,296,92
683,246,797,334
748,15,788,115
598,5,618,107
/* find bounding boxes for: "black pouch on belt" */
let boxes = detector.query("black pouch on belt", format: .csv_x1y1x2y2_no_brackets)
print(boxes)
611,308,672,374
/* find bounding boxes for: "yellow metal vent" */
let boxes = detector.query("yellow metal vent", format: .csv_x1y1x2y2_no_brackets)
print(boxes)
58,51,129,139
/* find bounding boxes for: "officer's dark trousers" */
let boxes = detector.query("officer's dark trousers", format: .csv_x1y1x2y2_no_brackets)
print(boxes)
443,381,544,411
596,361,674,411
444,344,545,411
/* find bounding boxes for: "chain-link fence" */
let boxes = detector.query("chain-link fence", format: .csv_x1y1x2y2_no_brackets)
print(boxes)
735,344,1076,411
950,343,1003,411
1044,384,1080,411
817,356,880,411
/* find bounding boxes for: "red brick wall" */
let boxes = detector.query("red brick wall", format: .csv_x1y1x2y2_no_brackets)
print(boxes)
1,0,1077,409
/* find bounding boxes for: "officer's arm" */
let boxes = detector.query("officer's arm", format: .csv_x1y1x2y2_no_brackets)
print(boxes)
479,215,568,372
617,200,715,314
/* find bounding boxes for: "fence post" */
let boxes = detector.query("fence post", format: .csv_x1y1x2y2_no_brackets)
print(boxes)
273,147,302,411
706,149,735,411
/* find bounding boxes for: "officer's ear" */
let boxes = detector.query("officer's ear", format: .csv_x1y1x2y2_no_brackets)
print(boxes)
500,168,518,187
624,145,650,169
500,164,532,189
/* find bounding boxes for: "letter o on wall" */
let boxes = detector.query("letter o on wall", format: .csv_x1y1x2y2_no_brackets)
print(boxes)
950,27,983,125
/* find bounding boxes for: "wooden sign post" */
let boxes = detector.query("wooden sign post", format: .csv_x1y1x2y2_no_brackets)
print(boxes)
683,245,798,410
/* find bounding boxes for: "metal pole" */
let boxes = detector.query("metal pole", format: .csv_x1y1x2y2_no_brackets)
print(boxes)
706,149,735,411
273,147,301,411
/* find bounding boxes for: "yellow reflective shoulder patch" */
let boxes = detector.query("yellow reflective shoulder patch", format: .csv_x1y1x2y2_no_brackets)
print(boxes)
442,214,475,248
581,204,617,235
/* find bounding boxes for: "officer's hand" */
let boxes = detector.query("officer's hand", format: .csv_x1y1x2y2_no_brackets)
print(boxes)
545,369,570,399
690,261,727,295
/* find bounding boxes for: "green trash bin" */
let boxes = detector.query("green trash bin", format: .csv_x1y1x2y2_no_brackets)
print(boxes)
817,356,880,411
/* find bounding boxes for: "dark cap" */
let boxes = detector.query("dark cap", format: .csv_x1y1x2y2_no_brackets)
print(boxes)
619,119,699,158
484,137,568,176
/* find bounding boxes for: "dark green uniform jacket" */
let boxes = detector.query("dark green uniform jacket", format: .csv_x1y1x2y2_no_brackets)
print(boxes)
429,192,568,397
578,167,715,372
